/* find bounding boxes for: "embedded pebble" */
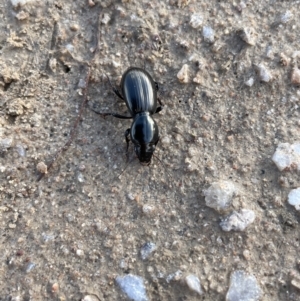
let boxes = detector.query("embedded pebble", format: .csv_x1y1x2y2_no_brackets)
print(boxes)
0,138,13,153
203,181,236,212
279,10,293,24
288,188,300,210
116,274,148,301
25,262,36,273
202,26,215,43
36,161,48,174
15,144,26,157
101,13,111,25
177,64,189,83
142,204,155,215
226,270,261,301
78,78,86,89
76,249,84,257
245,77,254,87
185,274,203,295
166,270,182,283
255,64,272,82
189,13,203,29
140,242,157,260
42,233,55,242
220,209,256,232
291,68,300,85
272,142,300,171
11,0,33,7
239,27,257,46
82,296,100,301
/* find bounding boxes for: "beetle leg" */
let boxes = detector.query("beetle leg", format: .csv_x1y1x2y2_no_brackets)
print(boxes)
105,74,124,100
124,128,131,161
155,97,163,114
90,105,132,119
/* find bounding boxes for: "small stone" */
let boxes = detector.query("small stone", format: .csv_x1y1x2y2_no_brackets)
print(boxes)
142,204,155,215
280,11,293,24
70,23,79,31
116,274,148,301
52,283,59,293
220,209,256,231
189,13,203,29
36,161,48,174
7,98,26,116
203,181,236,212
77,172,84,183
202,26,215,43
88,0,95,6
177,64,189,83
291,68,300,85
15,144,26,157
280,53,291,66
49,58,57,73
76,249,84,257
245,77,254,87
82,296,100,301
239,27,257,46
243,249,251,260
15,11,29,20
288,188,300,210
11,0,33,7
272,142,300,171
161,136,170,145
25,262,36,273
101,13,111,25
185,274,203,295
166,270,183,283
255,64,272,82
0,137,13,153
140,242,157,260
8,223,16,229
226,270,261,301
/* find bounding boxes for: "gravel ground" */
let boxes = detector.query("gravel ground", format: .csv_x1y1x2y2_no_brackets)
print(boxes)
1,0,300,300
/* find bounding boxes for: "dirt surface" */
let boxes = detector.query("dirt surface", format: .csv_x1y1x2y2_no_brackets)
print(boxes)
1,0,300,300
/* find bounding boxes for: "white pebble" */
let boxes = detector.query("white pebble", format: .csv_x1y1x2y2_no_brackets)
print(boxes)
240,27,257,46
185,274,203,295
11,0,33,6
202,26,215,43
140,242,157,260
76,249,84,257
116,274,148,301
280,11,293,24
226,270,261,301
288,188,300,210
189,13,203,29
203,181,236,212
255,64,272,82
220,209,255,231
272,142,300,171
82,296,100,301
177,64,189,83
245,77,254,87
101,13,111,25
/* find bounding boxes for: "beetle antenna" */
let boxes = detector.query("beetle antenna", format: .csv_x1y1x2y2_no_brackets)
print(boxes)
152,154,174,187
117,156,136,179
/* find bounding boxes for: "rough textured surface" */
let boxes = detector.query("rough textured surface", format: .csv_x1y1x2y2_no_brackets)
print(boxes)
226,270,261,301
1,1,300,300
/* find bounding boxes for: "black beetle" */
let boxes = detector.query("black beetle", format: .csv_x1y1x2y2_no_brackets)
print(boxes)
92,67,163,165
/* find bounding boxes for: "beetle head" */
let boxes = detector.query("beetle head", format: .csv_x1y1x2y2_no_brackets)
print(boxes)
134,143,156,165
